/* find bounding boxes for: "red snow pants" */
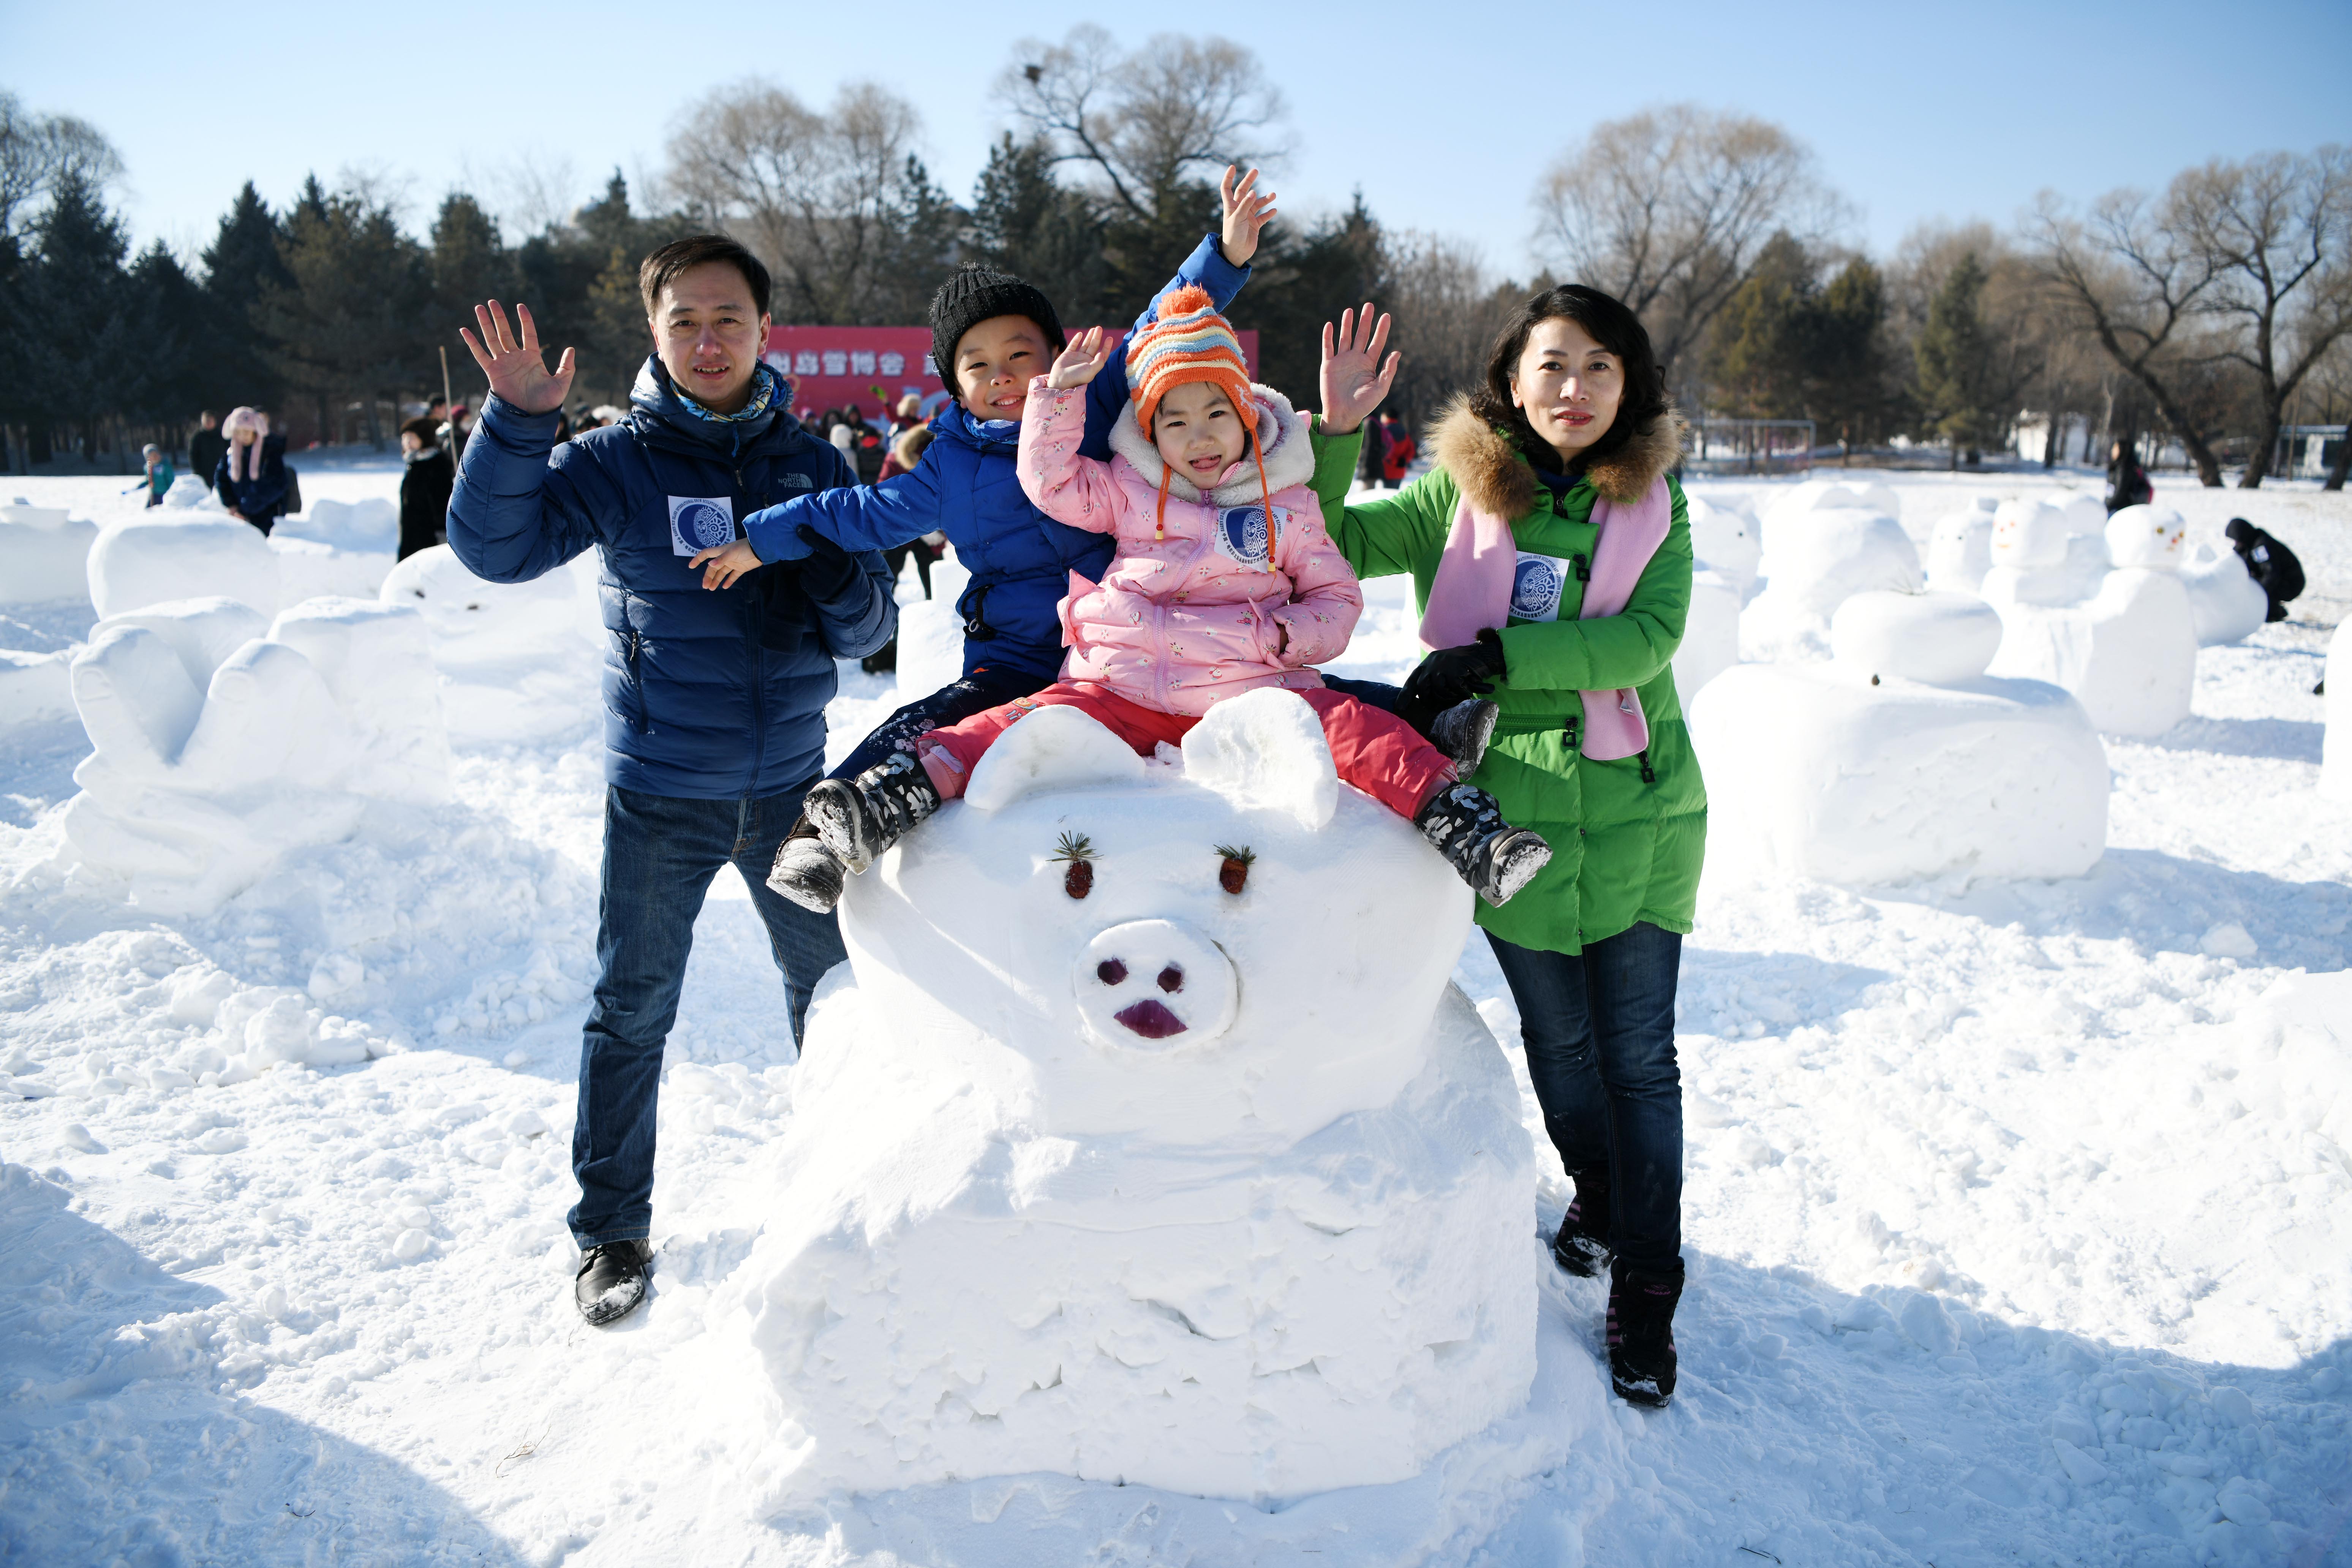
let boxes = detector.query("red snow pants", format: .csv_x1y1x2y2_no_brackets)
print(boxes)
917,681,1455,821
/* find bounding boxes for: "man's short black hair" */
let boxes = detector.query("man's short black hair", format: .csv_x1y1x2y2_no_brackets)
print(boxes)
639,234,772,321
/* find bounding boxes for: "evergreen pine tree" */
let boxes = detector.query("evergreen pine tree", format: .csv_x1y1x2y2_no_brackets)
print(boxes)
1914,251,1996,466
198,181,292,411
17,171,138,460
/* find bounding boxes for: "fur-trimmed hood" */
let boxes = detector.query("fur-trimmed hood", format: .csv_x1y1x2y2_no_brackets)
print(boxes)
1430,394,1685,514
1105,381,1316,505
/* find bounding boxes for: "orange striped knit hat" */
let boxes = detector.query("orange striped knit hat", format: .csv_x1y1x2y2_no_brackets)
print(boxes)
1126,285,1255,439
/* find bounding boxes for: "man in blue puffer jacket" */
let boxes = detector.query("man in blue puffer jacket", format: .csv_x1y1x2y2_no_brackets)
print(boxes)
686,167,1277,911
449,234,895,1327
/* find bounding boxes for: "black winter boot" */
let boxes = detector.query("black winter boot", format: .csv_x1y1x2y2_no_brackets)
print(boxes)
575,1239,653,1327
1412,783,1552,906
1606,1260,1684,1407
1430,698,1500,774
1552,1185,1613,1278
768,817,849,913
805,750,941,873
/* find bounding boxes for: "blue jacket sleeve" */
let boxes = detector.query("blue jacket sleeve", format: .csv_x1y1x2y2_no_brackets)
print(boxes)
1080,234,1252,460
793,443,898,660
446,396,612,583
742,454,945,564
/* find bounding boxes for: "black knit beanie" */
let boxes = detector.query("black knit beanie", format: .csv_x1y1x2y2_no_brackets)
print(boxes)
929,264,1065,397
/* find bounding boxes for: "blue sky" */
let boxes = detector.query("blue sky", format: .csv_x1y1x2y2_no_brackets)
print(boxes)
8,0,2348,292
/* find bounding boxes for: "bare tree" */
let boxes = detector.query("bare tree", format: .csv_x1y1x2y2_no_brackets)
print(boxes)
666,79,928,324
998,24,1285,223
1532,105,1839,378
2028,188,2232,485
0,90,122,233
1380,232,1502,424
2170,148,2352,486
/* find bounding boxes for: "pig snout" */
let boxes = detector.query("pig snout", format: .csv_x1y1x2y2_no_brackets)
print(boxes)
1071,918,1238,1048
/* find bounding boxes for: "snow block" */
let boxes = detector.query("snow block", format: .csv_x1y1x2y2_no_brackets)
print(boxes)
2324,621,2352,804
1673,568,1743,698
1760,478,1901,541
888,545,971,700
1687,494,1760,596
378,544,596,744
2180,541,2268,647
0,649,75,732
87,516,281,621
0,502,101,607
1984,564,2197,738
282,496,397,553
58,597,450,914
1741,507,1922,662
739,693,1537,1501
272,536,392,605
1925,497,1998,594
1692,591,2107,885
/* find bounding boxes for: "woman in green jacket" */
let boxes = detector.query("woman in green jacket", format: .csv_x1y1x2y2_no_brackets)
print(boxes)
1312,285,1706,1408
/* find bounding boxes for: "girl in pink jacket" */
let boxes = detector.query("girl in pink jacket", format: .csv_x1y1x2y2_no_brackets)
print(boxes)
800,289,1552,906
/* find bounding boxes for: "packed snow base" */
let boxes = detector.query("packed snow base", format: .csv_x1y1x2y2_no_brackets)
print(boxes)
0,461,2347,1566
742,695,1533,1501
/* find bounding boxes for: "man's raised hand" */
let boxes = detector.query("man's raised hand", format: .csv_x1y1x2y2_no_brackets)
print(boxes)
1220,165,1278,268
458,300,575,415
1046,326,1111,391
1319,304,1398,435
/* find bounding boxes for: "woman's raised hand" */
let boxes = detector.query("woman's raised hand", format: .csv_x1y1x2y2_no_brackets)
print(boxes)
1319,304,1398,435
458,300,575,415
1046,326,1111,391
1219,164,1278,267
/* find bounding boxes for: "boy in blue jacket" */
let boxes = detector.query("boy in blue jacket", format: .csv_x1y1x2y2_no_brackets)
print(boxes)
688,167,1276,911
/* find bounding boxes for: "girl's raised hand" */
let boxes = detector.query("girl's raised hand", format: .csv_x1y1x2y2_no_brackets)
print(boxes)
1219,164,1279,267
458,300,575,414
1319,303,1398,435
1046,326,1111,390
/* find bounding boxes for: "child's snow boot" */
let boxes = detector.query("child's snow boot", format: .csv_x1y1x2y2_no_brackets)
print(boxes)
1552,1183,1613,1278
1430,698,1500,774
804,750,942,873
769,818,849,913
1606,1258,1684,1407
575,1239,653,1327
1412,783,1552,906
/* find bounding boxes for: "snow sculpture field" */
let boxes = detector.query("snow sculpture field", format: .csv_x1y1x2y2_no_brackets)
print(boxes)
739,691,1536,1500
1691,590,2108,885
0,463,2343,1568
58,595,449,913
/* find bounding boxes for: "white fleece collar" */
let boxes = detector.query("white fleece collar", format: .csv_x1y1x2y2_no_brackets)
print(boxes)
1105,382,1316,505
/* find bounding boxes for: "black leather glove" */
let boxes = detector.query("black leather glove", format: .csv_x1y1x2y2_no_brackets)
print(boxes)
792,525,863,604
1401,627,1505,716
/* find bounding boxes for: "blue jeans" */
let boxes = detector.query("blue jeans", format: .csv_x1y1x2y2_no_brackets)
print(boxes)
828,661,1055,781
570,782,847,1247
1487,924,1684,1274
1320,674,1402,714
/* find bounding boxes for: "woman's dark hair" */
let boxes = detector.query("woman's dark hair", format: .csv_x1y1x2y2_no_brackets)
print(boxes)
1471,283,1667,474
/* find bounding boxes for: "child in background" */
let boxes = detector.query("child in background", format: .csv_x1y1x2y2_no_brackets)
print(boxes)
136,443,174,506
802,295,1553,907
688,168,1279,912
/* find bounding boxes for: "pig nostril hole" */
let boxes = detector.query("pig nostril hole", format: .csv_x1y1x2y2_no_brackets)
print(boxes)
1156,965,1183,994
1096,959,1128,986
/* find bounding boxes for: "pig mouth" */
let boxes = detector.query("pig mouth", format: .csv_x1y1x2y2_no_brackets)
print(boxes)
1111,999,1187,1039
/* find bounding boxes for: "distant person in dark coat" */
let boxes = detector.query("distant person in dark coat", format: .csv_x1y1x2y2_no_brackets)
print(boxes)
2105,439,2153,513
213,406,288,535
2224,518,2305,622
189,410,227,484
397,416,455,560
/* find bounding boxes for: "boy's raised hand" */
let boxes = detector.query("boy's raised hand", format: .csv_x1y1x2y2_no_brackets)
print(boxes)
458,300,574,415
1220,165,1278,267
1319,304,1399,435
1046,326,1111,390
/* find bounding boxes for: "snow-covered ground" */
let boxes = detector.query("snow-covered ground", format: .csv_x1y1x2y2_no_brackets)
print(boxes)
2,458,2346,1566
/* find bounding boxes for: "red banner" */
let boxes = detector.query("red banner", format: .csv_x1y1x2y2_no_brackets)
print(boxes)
763,324,1258,424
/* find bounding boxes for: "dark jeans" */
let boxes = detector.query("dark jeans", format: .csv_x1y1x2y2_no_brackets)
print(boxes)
570,781,848,1246
829,662,1055,782
1320,673,1402,714
1487,923,1685,1274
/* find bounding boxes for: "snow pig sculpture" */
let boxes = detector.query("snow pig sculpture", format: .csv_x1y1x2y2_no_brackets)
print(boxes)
735,689,1537,1503
1982,504,2197,737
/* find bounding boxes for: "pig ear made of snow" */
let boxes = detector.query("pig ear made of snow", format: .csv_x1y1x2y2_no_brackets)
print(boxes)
963,702,1148,812
1179,688,1338,829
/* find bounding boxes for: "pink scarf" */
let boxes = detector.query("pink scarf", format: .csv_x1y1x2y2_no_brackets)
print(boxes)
1418,476,1674,760
221,406,269,482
